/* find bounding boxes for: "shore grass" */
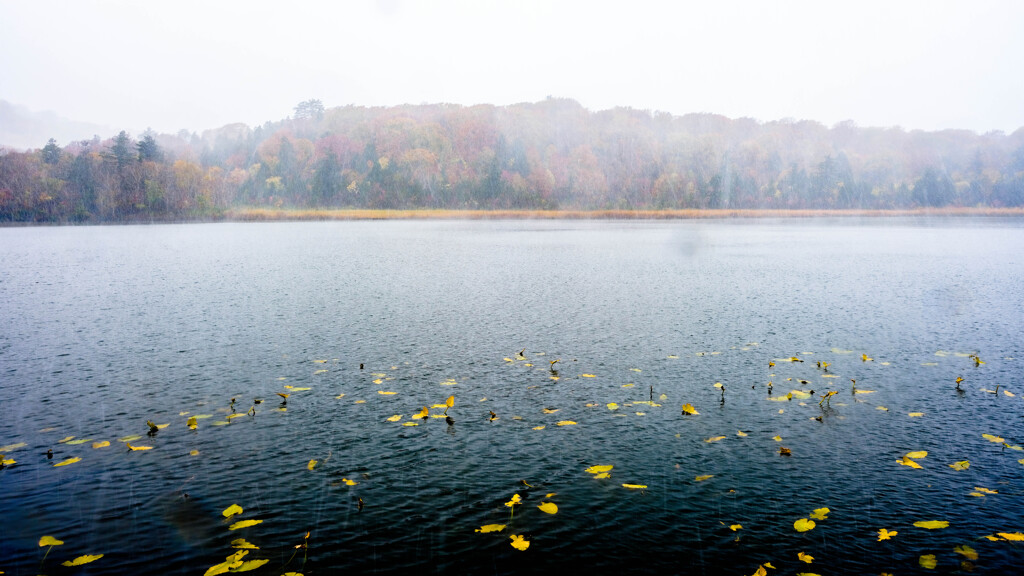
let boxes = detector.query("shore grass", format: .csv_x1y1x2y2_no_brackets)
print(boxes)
225,206,1024,221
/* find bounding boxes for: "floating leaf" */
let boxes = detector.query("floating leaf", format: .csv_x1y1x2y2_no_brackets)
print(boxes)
905,450,928,459
92,440,110,449
772,435,782,442
919,554,937,569
386,415,402,422
118,435,142,442
341,478,357,486
607,403,619,410
187,416,197,429
854,389,875,394
681,403,698,415
223,504,243,518
954,545,978,560
877,528,897,541
949,460,970,470
798,551,814,563
414,407,429,419
622,483,647,489
581,374,596,378
53,457,81,467
790,390,811,399
729,524,742,531
876,406,889,411
475,524,506,533
402,421,419,426
556,421,577,426
0,442,27,452
39,535,64,546
231,538,259,549
62,554,104,566
586,465,613,474
982,433,1004,443
913,520,949,529
232,559,269,572
695,474,714,482
537,502,558,514
736,430,748,437
705,436,726,443
809,507,830,520
378,391,397,395
307,459,317,470
898,456,923,469
998,532,1024,541
509,534,530,551
908,412,924,417
58,436,75,443
190,450,200,456
205,550,248,576
532,425,545,430
126,443,153,451
228,519,263,530
65,438,92,445
793,518,816,532
974,486,997,494
505,494,522,507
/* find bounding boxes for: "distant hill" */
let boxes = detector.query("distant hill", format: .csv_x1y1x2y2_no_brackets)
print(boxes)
0,100,113,151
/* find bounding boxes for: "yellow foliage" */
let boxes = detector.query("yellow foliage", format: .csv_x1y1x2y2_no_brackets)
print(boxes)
953,545,978,560
729,524,742,531
877,528,897,541
736,430,748,437
386,415,402,422
908,412,924,417
39,535,64,546
919,554,937,569
793,518,816,532
228,519,263,531
949,460,970,470
622,483,647,489
222,504,243,518
231,538,259,549
537,502,558,514
982,433,1004,443
809,507,829,520
705,436,726,443
798,551,814,563
509,534,530,551
475,524,506,533
92,441,110,449
681,403,698,415
62,554,104,566
607,403,619,410
556,421,577,426
695,475,714,482
905,450,928,459
998,532,1024,541
54,457,81,467
126,443,153,451
913,520,949,529
898,456,923,469
307,459,317,470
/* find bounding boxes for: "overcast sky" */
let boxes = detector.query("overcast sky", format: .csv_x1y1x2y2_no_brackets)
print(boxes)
2,0,1023,136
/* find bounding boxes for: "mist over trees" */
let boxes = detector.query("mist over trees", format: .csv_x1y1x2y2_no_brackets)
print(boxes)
2,97,1023,222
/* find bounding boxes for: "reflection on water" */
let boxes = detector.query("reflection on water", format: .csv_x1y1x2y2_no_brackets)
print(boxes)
1,219,1023,574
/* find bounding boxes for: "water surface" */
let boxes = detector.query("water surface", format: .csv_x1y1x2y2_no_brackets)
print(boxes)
1,218,1023,574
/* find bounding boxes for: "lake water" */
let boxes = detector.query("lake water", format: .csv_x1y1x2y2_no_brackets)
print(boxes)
1,218,1023,575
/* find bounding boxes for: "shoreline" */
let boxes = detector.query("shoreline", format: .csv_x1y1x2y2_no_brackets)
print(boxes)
226,207,1024,221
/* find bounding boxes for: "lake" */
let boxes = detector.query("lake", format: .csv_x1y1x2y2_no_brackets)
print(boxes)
1,218,1023,575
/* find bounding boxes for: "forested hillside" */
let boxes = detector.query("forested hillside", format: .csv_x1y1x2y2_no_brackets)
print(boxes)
2,98,1023,222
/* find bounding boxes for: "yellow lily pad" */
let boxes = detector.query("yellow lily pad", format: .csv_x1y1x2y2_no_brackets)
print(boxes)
793,518,816,532
809,507,829,520
53,457,81,467
919,554,937,569
913,520,949,529
555,421,577,426
705,436,726,443
62,554,104,566
223,504,243,518
622,483,647,489
228,519,263,531
509,534,530,551
877,528,897,541
537,502,558,514
475,524,506,533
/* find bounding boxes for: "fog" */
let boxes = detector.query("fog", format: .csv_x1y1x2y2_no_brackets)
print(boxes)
2,0,1023,139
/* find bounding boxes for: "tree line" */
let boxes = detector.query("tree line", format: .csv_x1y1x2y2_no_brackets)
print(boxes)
2,98,1023,222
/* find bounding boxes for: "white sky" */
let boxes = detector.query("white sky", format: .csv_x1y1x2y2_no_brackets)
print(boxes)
2,0,1023,135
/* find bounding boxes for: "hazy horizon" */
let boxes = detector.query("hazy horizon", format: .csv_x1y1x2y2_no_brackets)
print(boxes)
3,0,1024,140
